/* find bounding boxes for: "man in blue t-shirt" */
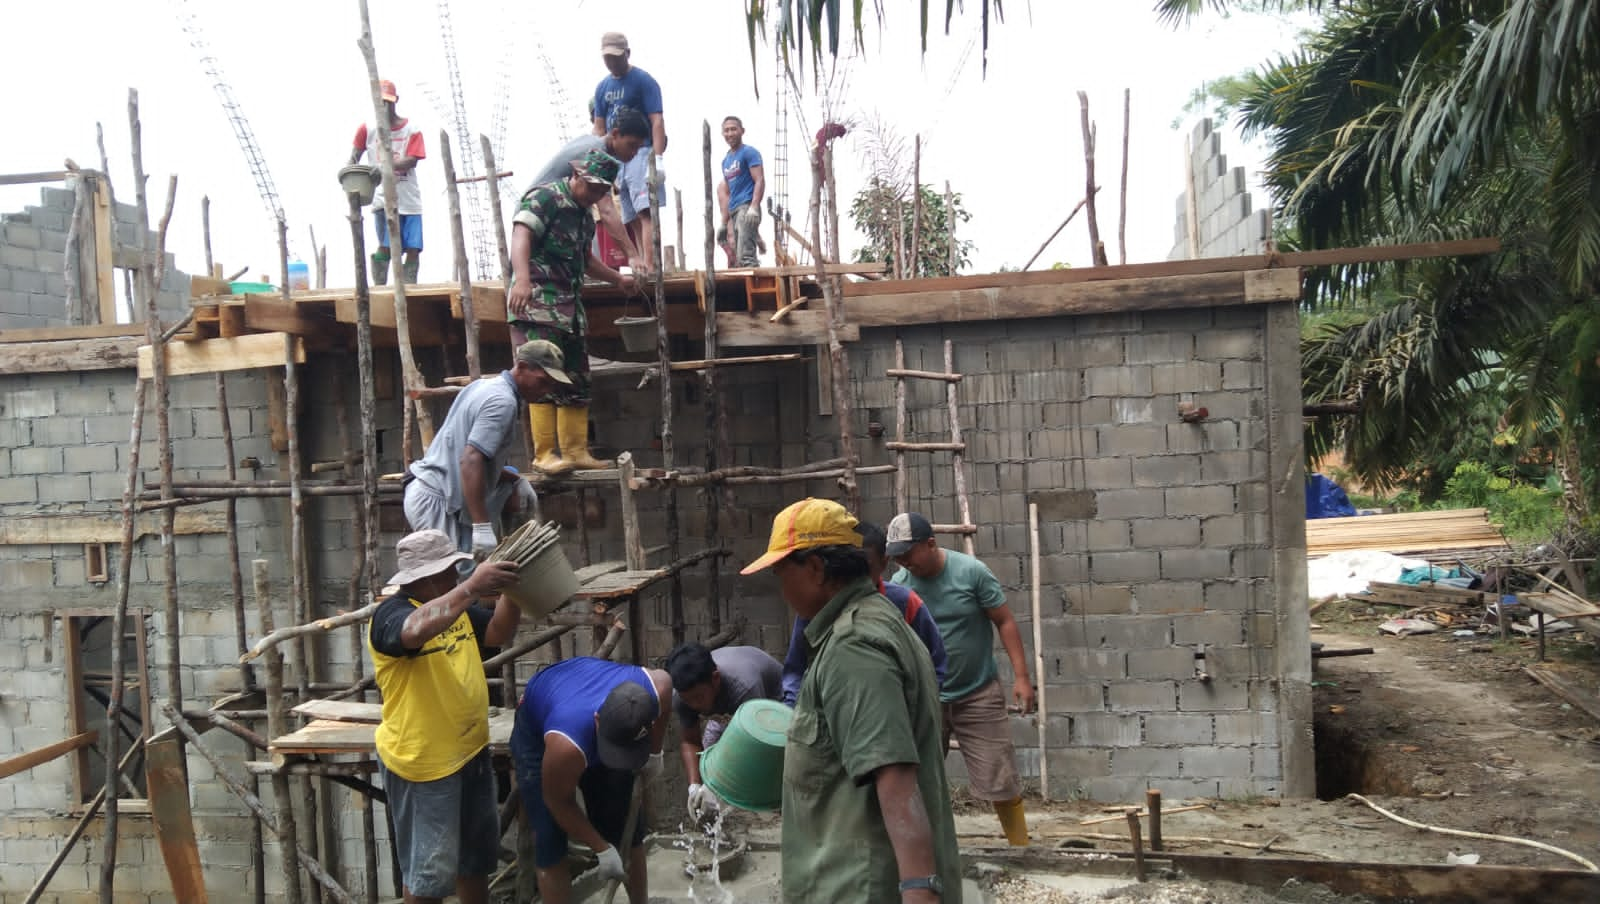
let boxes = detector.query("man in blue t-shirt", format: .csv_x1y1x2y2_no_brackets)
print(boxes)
717,116,765,267
592,31,667,274
511,657,673,904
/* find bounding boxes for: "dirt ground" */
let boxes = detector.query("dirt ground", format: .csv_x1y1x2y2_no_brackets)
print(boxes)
952,603,1600,876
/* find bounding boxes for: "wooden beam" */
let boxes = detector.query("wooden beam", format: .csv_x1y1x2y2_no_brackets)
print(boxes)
0,731,97,780
0,336,139,374
718,310,860,347
842,237,1502,298
0,323,147,342
189,274,233,298
0,170,69,186
145,737,209,904
138,332,304,379
720,263,886,278
0,510,228,545
847,269,1300,328
93,177,116,325
242,296,331,336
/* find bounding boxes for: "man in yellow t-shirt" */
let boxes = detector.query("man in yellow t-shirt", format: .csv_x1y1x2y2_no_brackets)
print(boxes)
368,529,520,904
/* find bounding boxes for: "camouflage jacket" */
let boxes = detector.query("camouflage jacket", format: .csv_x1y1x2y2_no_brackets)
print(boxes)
510,179,595,333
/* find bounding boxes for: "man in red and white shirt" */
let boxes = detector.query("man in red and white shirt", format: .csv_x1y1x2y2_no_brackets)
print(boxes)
351,79,426,285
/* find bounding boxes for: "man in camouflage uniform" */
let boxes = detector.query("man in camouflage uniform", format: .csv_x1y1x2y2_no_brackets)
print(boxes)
509,148,635,473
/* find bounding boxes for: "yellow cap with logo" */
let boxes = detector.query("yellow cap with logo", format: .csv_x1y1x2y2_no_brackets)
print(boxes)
740,497,862,575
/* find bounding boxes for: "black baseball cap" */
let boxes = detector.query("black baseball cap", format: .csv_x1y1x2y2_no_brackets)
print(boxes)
596,681,657,771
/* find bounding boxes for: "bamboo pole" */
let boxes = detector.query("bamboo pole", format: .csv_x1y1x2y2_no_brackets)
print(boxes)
945,341,975,556
1029,502,1047,801
1022,192,1095,272
356,0,433,447
102,372,146,899
886,368,963,382
254,559,304,904
944,180,955,275
162,705,355,904
1118,88,1131,266
1078,91,1109,267
894,339,908,513
649,152,682,655
479,135,511,284
815,141,859,511
910,135,921,279
439,132,481,380
701,121,723,635
215,372,264,904
241,604,380,663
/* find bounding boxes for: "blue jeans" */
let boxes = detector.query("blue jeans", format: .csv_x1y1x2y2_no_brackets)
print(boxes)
379,748,499,897
618,150,664,224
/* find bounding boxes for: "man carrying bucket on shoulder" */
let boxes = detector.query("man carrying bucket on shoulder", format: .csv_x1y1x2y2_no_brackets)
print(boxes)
367,528,521,904
740,498,962,904
510,656,673,904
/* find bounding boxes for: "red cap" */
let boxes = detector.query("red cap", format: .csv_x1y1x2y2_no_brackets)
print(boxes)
379,80,398,102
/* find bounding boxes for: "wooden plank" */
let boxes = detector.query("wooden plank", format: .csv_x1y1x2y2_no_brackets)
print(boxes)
1307,508,1507,556
1518,593,1600,641
265,369,289,453
217,305,247,339
290,700,382,724
1245,268,1302,303
271,710,516,755
587,302,703,340
189,274,233,298
1524,665,1600,723
718,310,859,347
137,332,304,379
842,237,1502,298
0,323,146,342
243,296,336,336
0,730,97,780
0,510,228,545
145,737,209,904
0,169,69,186
0,336,140,374
720,263,886,277
332,295,449,346
93,178,116,326
846,270,1298,328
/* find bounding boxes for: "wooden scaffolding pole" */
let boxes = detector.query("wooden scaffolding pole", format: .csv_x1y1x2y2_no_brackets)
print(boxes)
945,340,975,556
893,338,908,513
814,142,859,510
440,132,481,380
910,135,921,279
1078,91,1109,267
479,135,511,284
649,153,683,652
357,0,434,447
701,120,722,635
1118,88,1131,266
254,559,305,904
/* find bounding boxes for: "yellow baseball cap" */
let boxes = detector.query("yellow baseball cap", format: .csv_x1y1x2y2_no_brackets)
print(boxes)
740,498,862,575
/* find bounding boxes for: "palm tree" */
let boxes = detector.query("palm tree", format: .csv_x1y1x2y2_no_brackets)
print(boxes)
742,0,1005,77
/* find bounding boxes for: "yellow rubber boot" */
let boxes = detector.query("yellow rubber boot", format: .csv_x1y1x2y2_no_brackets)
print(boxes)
557,405,612,470
529,404,570,474
994,797,1029,846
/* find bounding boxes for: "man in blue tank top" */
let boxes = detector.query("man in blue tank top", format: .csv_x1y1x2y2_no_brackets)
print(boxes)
511,656,673,903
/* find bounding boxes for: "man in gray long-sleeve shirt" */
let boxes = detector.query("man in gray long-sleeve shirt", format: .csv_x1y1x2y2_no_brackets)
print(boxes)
403,340,570,556
666,643,781,819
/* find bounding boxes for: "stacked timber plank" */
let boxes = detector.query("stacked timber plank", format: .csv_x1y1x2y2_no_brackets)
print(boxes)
1306,508,1507,558
1518,591,1600,641
1358,580,1491,609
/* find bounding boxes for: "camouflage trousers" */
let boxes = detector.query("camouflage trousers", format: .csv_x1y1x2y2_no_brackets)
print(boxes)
510,320,590,405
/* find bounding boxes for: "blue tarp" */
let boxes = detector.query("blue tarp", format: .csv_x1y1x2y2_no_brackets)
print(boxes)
1306,473,1357,519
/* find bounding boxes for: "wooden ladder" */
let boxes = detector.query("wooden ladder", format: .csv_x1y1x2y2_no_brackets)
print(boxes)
888,337,977,555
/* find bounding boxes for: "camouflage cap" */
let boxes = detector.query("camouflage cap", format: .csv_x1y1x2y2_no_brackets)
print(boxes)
572,149,621,187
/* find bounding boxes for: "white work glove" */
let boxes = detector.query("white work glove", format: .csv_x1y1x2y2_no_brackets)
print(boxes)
595,844,627,883
739,206,762,227
470,522,496,556
687,782,722,821
640,751,663,779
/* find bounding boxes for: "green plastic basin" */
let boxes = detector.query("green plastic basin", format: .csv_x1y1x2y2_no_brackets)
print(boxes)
230,281,275,295
700,699,792,812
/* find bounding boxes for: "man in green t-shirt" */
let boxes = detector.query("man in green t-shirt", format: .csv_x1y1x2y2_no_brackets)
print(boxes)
741,498,961,904
888,511,1035,846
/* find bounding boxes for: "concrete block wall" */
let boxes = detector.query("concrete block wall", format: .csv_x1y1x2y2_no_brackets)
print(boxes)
1168,118,1271,260
0,182,189,330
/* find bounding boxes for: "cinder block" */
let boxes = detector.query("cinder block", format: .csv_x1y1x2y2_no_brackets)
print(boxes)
1124,333,1194,365
1131,581,1204,614
1191,389,1258,421
1160,548,1233,581
1071,713,1141,748
1112,397,1156,424
1096,424,1166,458
1096,488,1164,520
1084,365,1152,397
1176,678,1249,711
1181,745,1252,779
3,388,57,418
1108,681,1176,712
1039,616,1088,651
1080,776,1157,804
1046,747,1112,785
1128,647,1198,681
1144,713,1213,745
1214,712,1278,747
1164,485,1236,517
1063,583,1133,616
1056,649,1126,680
1150,361,1222,395
1172,614,1244,646
1113,747,1181,777
1231,547,1275,578
1133,455,1202,488
1089,550,1160,583
1221,360,1265,391
0,244,38,268
0,475,38,504
1084,518,1131,550
1131,517,1200,548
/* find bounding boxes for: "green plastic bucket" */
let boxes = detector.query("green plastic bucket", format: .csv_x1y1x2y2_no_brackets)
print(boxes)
500,542,579,618
230,281,275,295
700,699,793,812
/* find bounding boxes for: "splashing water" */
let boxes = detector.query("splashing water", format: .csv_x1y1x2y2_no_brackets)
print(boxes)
685,808,734,904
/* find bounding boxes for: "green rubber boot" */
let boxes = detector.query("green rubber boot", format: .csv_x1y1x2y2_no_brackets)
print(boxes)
401,257,420,285
370,252,390,287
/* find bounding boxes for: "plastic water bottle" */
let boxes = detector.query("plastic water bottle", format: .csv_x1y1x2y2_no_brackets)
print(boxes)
287,258,310,291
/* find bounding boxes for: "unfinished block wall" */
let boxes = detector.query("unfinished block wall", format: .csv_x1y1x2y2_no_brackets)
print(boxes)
0,182,189,330
1168,118,1271,261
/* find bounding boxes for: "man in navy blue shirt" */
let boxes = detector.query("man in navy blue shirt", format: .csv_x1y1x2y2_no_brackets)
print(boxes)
717,116,765,267
592,32,667,274
781,521,948,705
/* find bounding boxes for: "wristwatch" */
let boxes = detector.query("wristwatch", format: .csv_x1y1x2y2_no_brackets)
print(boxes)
899,875,943,896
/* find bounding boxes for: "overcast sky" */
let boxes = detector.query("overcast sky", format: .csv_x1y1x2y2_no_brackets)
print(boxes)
1,1,1310,293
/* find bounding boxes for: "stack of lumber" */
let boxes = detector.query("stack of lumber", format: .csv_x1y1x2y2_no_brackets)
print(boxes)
1307,508,1507,557
1518,591,1600,641
1358,580,1490,609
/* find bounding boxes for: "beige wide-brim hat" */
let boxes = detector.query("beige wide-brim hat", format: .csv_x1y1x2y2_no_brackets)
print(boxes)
386,529,473,586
